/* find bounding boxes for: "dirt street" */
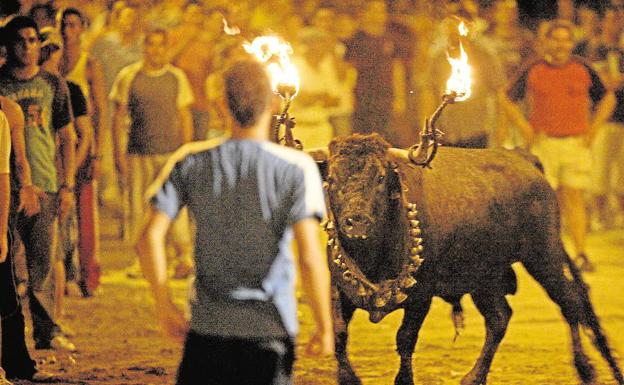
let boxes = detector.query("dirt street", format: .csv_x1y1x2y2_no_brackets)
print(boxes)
11,215,624,385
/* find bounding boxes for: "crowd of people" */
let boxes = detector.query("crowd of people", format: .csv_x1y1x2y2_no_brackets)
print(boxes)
1,0,624,384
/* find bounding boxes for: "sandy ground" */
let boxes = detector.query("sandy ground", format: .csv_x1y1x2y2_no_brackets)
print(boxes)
11,213,624,385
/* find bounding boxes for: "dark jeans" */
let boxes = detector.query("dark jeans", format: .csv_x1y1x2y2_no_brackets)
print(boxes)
0,232,36,378
177,332,295,385
11,192,61,344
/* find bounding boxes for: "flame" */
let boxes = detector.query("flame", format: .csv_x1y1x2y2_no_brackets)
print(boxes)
243,36,300,99
445,21,472,101
222,17,240,36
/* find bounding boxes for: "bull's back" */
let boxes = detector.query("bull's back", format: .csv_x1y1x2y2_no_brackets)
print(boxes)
390,147,554,294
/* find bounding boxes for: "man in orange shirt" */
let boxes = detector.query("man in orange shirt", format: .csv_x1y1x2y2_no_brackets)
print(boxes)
501,20,615,271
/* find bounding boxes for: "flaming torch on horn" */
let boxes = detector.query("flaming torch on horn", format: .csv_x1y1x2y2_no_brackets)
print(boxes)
409,20,473,167
243,36,302,149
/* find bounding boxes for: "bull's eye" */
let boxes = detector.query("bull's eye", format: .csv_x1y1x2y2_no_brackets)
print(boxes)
378,175,385,183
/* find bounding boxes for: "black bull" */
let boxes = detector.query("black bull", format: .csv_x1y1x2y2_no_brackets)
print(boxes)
308,134,623,385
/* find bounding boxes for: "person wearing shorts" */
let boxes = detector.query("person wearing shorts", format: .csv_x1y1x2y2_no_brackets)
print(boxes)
501,19,615,271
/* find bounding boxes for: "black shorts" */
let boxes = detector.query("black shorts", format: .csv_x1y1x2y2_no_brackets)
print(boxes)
176,332,295,385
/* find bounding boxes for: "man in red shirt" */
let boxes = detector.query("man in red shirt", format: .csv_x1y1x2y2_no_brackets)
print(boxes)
501,20,615,271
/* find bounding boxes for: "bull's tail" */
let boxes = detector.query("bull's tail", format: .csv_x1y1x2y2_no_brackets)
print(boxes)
564,256,624,385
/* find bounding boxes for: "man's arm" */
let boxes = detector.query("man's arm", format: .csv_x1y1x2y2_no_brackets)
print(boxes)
74,115,94,170
112,102,128,178
136,207,188,342
498,89,535,146
58,122,77,221
293,218,334,356
588,91,616,144
86,57,107,161
2,97,40,216
0,173,8,263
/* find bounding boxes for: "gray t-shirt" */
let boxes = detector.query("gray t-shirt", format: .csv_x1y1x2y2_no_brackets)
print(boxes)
150,139,326,338
109,62,194,154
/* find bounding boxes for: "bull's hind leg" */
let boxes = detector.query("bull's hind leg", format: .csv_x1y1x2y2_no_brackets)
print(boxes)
461,291,512,385
334,291,361,385
522,255,597,384
394,297,432,385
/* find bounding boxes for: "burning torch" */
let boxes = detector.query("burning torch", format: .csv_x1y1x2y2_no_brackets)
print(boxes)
243,36,302,149
409,20,473,167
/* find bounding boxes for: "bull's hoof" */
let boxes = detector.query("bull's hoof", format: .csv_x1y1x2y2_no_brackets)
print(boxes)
574,355,596,385
460,372,486,385
338,368,362,385
394,372,414,385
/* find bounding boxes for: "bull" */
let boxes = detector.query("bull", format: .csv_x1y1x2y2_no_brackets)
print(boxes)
310,133,623,385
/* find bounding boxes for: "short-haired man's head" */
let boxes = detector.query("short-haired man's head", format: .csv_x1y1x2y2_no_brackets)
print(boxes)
224,60,272,129
3,16,40,46
144,28,168,45
3,16,40,65
544,19,574,40
60,8,86,33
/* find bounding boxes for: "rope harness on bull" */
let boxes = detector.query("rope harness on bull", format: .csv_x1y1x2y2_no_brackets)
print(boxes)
322,166,425,322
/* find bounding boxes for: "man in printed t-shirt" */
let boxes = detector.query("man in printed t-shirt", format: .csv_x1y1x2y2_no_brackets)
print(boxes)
137,60,334,385
501,19,615,272
0,16,77,353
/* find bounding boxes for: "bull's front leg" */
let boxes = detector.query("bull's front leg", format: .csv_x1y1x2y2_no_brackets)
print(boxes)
333,289,361,385
395,297,433,385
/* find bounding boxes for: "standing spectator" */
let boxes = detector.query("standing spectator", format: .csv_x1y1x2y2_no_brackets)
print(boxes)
500,20,615,272
588,7,624,230
110,29,194,279
137,59,333,385
90,3,142,206
0,107,14,385
0,88,55,385
169,2,214,141
0,16,77,352
345,1,398,140
291,27,344,148
59,7,104,297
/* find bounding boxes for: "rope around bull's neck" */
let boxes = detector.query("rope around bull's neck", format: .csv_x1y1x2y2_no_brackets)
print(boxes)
323,166,425,316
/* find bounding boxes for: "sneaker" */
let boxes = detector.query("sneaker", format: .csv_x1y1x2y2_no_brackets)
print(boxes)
7,368,56,383
35,335,76,352
124,262,143,279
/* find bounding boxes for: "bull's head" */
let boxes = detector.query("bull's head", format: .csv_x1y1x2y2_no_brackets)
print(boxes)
325,134,401,244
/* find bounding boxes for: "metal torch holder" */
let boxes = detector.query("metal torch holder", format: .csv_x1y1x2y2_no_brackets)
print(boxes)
272,96,302,150
408,92,460,168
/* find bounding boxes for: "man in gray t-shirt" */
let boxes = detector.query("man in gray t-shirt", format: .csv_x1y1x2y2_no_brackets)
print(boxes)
137,60,334,385
110,28,194,278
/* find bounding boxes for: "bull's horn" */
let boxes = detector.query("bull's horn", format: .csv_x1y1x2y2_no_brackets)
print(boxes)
305,147,329,162
395,290,408,304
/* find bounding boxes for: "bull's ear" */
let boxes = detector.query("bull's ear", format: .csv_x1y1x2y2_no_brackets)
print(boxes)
388,163,402,200
305,147,329,181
